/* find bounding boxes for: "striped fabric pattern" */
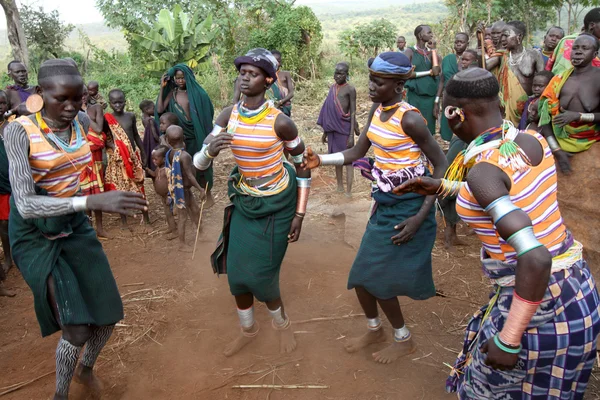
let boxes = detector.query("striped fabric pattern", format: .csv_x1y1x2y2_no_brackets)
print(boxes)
229,105,285,189
18,117,91,198
456,130,566,262
366,102,426,173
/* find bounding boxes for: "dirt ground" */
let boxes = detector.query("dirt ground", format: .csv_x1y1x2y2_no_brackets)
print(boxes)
0,103,599,400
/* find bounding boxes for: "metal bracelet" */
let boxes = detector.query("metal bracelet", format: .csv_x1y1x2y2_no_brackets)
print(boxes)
484,195,520,225
193,145,213,171
72,196,88,212
296,177,311,188
506,226,544,257
579,113,595,123
414,70,432,78
545,135,561,153
318,152,345,166
210,125,224,136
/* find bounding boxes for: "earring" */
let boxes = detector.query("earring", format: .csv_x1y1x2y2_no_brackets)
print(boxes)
444,106,465,122
26,94,44,114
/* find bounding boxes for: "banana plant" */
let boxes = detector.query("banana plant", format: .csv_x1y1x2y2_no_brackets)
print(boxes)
129,4,214,74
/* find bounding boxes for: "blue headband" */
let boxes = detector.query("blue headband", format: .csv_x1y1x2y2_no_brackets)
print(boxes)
369,52,413,76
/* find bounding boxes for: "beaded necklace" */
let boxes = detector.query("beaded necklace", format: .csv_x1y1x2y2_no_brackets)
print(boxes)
35,112,85,153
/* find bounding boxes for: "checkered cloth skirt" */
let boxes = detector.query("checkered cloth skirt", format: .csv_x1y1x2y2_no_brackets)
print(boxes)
446,257,600,399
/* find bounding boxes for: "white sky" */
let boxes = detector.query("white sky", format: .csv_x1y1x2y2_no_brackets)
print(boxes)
0,0,323,29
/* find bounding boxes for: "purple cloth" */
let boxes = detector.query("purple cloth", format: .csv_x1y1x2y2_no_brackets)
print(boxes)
6,85,31,103
317,84,351,148
518,97,536,130
142,119,160,171
327,132,349,153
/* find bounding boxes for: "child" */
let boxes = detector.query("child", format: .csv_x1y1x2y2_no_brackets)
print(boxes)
460,49,479,70
87,81,108,110
146,146,178,238
158,112,179,146
104,89,150,229
139,100,160,172
518,70,554,130
165,125,206,248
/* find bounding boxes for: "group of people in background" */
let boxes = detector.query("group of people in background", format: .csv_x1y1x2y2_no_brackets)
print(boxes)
0,6,598,400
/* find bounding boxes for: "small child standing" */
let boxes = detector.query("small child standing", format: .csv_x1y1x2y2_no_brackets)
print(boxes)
139,100,160,172
165,125,206,248
158,112,179,146
146,146,178,238
519,70,554,130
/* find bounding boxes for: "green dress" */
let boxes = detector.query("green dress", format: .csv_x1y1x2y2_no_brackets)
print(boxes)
440,54,459,141
405,47,439,136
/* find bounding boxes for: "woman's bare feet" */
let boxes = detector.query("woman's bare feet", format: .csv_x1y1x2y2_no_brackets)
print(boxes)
444,226,466,249
74,364,104,393
344,328,386,353
224,322,259,357
276,322,297,354
95,227,112,239
372,337,416,364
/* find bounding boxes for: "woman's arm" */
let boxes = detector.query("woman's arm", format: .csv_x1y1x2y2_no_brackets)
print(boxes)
156,74,173,115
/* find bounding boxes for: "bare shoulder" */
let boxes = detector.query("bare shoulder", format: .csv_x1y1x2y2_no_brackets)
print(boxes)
215,105,234,126
401,110,425,130
274,112,297,140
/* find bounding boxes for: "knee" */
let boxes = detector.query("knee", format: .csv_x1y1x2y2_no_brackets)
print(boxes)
62,325,93,347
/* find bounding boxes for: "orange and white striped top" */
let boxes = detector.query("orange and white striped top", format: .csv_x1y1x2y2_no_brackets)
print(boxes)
367,102,426,173
456,130,567,262
18,116,91,198
228,105,285,189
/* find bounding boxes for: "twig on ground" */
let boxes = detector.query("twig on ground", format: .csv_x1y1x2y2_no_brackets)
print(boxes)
294,313,365,324
0,370,54,396
232,384,328,389
122,282,145,287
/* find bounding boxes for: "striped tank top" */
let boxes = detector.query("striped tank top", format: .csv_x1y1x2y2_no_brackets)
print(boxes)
228,104,285,189
17,116,91,198
456,130,567,263
367,102,427,173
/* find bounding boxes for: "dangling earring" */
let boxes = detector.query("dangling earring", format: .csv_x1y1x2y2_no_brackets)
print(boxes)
26,93,44,114
444,106,465,124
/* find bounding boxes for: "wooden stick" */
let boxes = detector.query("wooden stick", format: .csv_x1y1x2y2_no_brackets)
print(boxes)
192,183,209,260
122,282,145,287
0,370,54,396
294,313,365,324
232,384,328,390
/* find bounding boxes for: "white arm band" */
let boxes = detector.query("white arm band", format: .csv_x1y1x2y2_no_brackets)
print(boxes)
484,195,520,225
72,196,88,212
210,125,224,137
545,135,560,153
284,136,302,151
319,152,345,166
291,153,303,164
193,145,213,171
414,70,432,78
506,226,544,257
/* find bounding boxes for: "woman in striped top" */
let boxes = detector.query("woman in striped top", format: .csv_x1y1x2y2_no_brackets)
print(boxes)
396,68,600,399
193,49,311,358
4,59,147,399
303,52,447,364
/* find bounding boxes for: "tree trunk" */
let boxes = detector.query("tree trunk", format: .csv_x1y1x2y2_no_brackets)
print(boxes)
0,0,29,66
567,1,573,33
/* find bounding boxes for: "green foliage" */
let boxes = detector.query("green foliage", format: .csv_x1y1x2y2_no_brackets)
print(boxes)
19,5,75,70
338,19,396,59
128,5,215,74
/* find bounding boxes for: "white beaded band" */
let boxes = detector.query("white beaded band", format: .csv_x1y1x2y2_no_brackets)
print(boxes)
545,135,561,153
318,152,345,166
193,145,213,171
72,196,88,212
484,195,520,225
507,226,544,258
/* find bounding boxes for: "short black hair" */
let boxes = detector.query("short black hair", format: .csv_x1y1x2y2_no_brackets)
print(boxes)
87,81,99,87
463,49,478,59
108,88,124,99
584,7,600,29
456,32,469,40
160,112,179,126
577,32,600,51
414,25,430,37
139,99,154,111
153,145,169,156
336,61,349,71
534,70,554,81
397,35,406,40
545,26,565,37
7,60,23,71
271,50,281,57
38,59,81,87
507,20,527,37
446,68,499,99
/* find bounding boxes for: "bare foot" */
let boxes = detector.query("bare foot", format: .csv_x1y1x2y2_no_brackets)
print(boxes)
277,323,297,354
444,226,466,249
178,243,192,253
96,228,112,240
372,337,416,364
74,364,104,393
224,323,259,357
336,185,344,193
0,286,15,297
344,328,386,353
204,194,215,209
166,232,179,241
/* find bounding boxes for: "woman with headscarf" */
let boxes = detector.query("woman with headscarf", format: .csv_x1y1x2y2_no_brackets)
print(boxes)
193,49,311,357
4,59,147,399
396,68,600,399
302,52,447,364
156,64,215,201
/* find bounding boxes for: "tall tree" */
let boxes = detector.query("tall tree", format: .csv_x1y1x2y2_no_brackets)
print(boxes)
0,0,29,66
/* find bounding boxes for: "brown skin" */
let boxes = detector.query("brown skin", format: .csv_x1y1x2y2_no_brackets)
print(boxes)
436,33,469,119
543,27,564,53
37,75,147,400
146,149,178,236
395,90,553,371
397,36,406,52
460,52,478,70
158,70,191,119
543,35,600,174
205,63,309,356
485,28,492,41
107,91,150,227
273,53,295,108
303,72,448,364
491,21,506,49
5,62,36,117
321,63,358,195
404,25,442,78
166,125,206,246
486,25,545,96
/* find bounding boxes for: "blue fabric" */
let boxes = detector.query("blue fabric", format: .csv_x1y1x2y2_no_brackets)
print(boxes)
369,52,413,75
165,149,185,210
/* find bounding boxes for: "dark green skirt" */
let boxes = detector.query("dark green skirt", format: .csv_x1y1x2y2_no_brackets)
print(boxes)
211,163,297,302
348,191,437,300
10,196,123,337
